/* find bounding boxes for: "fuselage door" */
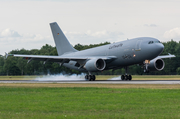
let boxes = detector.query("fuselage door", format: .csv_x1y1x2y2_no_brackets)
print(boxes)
135,40,142,51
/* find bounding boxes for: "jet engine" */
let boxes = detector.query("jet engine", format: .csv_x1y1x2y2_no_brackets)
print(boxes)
84,58,106,72
148,58,165,71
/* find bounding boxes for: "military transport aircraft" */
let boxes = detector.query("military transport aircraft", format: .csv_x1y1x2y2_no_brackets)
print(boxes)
7,22,175,81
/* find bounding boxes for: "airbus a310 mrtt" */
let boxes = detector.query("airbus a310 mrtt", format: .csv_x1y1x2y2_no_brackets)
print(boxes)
8,22,175,81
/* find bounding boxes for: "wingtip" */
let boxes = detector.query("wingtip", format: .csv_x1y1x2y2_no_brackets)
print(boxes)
168,53,176,57
5,53,14,59
5,52,8,59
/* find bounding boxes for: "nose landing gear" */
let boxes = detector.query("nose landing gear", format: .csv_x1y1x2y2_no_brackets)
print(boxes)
144,60,150,73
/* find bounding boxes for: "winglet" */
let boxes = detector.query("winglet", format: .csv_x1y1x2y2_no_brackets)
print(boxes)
5,52,8,59
168,53,176,59
5,53,14,59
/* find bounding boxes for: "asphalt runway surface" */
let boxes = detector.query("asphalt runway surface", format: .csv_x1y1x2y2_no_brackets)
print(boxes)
0,80,180,84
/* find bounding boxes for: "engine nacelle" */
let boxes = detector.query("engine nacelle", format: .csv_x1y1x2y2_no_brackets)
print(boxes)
84,58,106,72
148,58,165,71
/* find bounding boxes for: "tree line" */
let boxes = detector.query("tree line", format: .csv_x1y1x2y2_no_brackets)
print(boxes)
0,40,180,76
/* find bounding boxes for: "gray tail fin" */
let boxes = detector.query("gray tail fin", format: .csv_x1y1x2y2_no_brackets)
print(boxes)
50,22,77,56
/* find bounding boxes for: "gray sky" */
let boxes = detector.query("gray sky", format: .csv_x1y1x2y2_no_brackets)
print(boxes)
0,0,180,55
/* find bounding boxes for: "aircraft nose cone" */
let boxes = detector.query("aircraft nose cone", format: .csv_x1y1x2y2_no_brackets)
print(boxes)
157,43,164,54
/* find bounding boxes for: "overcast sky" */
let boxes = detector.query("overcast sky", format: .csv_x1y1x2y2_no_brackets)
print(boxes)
0,0,180,55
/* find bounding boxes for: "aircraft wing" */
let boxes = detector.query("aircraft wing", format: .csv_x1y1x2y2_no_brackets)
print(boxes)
156,53,176,59
7,54,117,64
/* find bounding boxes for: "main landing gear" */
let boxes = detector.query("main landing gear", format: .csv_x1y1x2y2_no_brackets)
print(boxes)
85,74,96,81
121,67,132,81
121,75,132,80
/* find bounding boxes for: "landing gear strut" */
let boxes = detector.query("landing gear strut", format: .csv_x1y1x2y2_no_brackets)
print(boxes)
121,67,132,81
144,60,150,73
85,72,96,81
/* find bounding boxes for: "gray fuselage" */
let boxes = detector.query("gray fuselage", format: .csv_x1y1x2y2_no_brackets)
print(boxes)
62,37,164,71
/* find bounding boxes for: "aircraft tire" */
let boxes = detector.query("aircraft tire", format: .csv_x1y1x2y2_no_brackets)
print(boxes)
125,75,128,80
85,75,88,80
87,75,96,81
121,75,125,80
88,75,92,81
129,75,132,80
92,75,96,81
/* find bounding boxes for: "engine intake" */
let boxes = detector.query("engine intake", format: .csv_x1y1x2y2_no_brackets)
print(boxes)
148,58,165,71
84,58,106,72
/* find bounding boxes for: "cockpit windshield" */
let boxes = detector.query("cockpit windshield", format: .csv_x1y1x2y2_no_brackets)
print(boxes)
148,41,160,44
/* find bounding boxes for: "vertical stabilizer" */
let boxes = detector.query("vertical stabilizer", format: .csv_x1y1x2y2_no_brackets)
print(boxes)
50,22,77,56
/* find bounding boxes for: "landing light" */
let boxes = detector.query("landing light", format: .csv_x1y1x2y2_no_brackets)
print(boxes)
145,60,150,64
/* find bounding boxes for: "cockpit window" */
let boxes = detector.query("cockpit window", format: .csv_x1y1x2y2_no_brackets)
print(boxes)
154,41,160,43
148,41,160,44
148,41,154,44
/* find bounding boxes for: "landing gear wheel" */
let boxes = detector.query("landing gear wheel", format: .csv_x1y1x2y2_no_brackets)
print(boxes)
125,75,128,80
128,75,132,80
85,75,88,80
121,75,125,80
86,75,96,81
92,75,96,81
88,75,92,81
121,75,132,81
121,67,132,81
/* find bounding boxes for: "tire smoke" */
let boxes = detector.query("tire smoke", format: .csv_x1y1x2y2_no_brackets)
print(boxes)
107,76,121,80
35,74,86,81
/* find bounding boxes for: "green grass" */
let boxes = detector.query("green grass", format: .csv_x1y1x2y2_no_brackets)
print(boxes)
0,87,179,119
0,76,42,80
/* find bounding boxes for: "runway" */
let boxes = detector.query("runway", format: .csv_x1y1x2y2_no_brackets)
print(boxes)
0,80,180,84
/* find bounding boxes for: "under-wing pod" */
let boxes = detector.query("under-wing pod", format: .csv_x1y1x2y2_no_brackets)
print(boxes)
148,58,165,71
84,58,106,72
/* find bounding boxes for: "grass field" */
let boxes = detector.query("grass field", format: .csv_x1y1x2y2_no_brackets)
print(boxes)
0,76,42,80
0,87,179,119
0,75,180,80
0,75,179,118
